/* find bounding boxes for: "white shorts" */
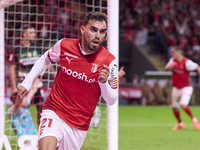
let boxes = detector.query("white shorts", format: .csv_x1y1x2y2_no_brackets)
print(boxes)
171,86,193,108
38,109,87,150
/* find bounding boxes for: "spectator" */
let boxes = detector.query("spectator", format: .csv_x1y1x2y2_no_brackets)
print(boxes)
8,25,44,138
163,80,172,105
141,80,154,105
152,81,164,105
132,74,140,87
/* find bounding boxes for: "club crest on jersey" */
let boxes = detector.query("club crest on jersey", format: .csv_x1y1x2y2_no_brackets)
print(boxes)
108,77,118,89
91,63,98,73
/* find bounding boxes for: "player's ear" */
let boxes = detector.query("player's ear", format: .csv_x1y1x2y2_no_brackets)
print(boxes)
80,25,85,35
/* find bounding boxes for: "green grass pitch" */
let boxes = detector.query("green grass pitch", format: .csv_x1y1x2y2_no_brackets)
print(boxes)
83,105,200,150
118,105,200,150
2,105,200,150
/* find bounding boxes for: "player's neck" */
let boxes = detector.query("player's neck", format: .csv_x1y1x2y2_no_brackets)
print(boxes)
80,40,95,54
21,39,31,47
176,55,184,62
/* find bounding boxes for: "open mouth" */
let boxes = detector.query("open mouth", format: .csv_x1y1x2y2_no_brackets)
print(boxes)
92,40,99,45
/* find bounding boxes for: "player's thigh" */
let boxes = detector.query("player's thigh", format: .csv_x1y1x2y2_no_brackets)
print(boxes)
180,86,193,105
171,87,181,107
38,110,64,148
39,136,57,150
59,124,87,150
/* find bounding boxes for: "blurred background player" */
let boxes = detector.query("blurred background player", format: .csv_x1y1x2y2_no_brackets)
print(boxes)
90,66,126,128
8,24,44,137
164,46,200,130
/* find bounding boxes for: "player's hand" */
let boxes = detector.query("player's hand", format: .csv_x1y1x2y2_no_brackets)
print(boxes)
17,85,28,99
99,65,109,83
118,66,125,79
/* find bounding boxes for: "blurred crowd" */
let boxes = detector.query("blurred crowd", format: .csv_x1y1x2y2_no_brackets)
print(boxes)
120,74,175,105
5,0,89,51
119,0,200,64
4,0,200,105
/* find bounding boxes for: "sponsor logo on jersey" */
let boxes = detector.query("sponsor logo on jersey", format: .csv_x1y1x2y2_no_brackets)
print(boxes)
20,53,27,58
66,56,73,64
109,63,118,89
111,63,117,78
61,65,95,83
19,57,40,65
91,63,98,73
64,52,78,59
173,69,183,74
64,52,78,64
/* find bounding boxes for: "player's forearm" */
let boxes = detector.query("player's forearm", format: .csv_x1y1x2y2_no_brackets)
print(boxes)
164,66,171,71
20,51,51,91
10,65,17,92
98,80,118,106
196,66,200,77
165,58,174,71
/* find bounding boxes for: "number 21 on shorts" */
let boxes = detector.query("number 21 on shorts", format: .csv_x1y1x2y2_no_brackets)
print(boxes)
39,118,53,136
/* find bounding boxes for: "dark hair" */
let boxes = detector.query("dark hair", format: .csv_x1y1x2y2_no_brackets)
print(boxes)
22,24,34,32
83,11,108,28
173,46,183,53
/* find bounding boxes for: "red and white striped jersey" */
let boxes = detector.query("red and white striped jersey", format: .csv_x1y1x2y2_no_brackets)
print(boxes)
43,38,118,130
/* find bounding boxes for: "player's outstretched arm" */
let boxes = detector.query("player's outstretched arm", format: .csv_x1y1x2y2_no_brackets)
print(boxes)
196,66,200,77
164,58,174,71
20,50,51,95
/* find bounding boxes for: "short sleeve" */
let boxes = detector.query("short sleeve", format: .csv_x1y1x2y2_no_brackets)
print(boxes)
185,59,198,71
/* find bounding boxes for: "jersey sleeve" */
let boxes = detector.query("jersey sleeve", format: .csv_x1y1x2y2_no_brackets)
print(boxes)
108,59,118,89
98,59,118,106
185,59,198,71
48,39,62,63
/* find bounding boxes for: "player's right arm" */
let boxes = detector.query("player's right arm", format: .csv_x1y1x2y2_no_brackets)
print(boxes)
164,58,174,71
17,50,51,98
18,40,62,98
10,64,17,93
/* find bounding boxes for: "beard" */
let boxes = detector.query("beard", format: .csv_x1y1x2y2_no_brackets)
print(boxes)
88,42,100,51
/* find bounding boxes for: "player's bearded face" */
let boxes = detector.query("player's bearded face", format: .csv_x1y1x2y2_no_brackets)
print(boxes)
82,20,107,52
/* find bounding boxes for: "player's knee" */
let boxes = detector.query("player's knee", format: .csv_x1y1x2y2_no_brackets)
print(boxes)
38,136,57,150
180,104,187,109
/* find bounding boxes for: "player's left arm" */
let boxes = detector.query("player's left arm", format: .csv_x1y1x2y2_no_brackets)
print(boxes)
196,66,200,77
185,59,200,77
98,59,118,106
